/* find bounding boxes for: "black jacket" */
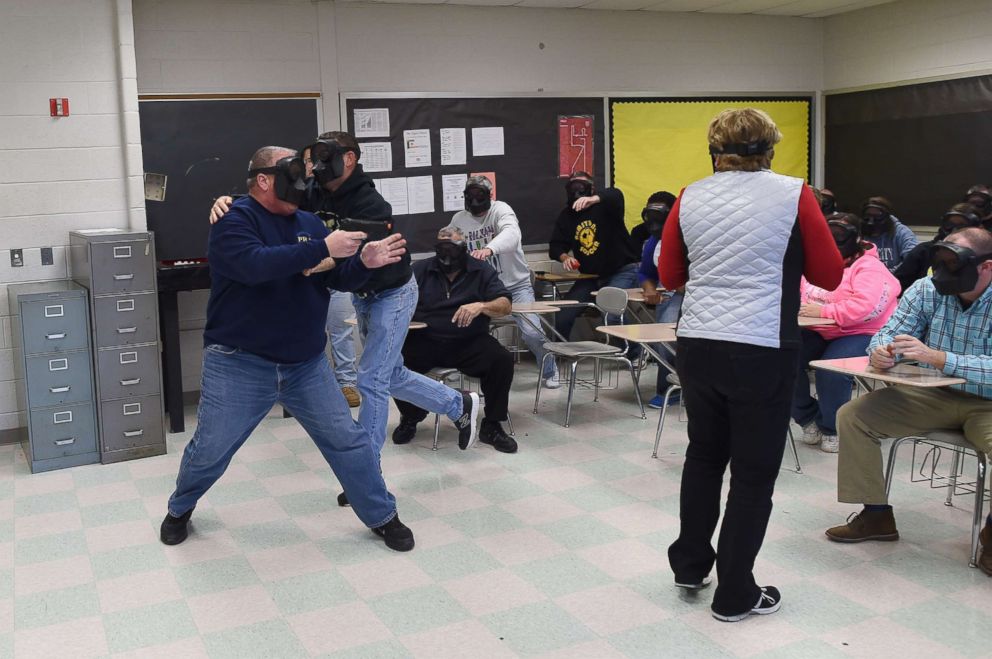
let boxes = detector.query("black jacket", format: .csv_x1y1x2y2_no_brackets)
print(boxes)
548,188,639,277
892,239,935,294
303,164,412,294
411,256,511,340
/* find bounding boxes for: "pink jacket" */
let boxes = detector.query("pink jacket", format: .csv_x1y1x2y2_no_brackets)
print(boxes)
800,243,901,340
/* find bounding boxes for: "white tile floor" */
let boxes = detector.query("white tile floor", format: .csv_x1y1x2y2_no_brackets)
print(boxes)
1,361,989,658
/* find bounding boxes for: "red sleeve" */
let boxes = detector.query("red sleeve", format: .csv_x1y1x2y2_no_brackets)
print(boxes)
797,184,844,291
659,191,687,289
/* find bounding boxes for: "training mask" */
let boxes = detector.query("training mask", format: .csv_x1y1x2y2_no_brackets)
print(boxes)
937,209,982,241
641,203,670,239
820,194,836,215
930,242,992,295
308,140,349,186
566,178,594,206
435,240,468,275
828,220,860,260
965,187,992,215
248,156,307,206
861,203,891,236
464,185,492,215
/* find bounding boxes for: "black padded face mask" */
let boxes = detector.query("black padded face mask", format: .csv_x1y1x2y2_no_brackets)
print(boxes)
566,179,594,205
309,140,349,186
435,240,468,275
249,156,307,206
930,242,992,296
464,186,491,214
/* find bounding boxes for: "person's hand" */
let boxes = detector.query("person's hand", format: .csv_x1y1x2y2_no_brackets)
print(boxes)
890,334,946,369
303,257,335,276
452,302,484,328
324,230,367,258
360,233,407,269
571,194,601,212
869,345,896,370
799,303,823,318
209,196,233,224
561,256,580,271
470,248,493,260
642,289,662,305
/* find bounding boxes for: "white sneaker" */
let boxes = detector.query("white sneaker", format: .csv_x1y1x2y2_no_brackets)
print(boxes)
544,367,560,389
820,434,839,453
801,422,822,446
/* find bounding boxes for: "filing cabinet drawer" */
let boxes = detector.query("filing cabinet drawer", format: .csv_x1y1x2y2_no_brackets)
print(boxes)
20,299,89,355
93,293,158,347
96,345,161,399
24,352,93,408
100,396,163,452
28,404,98,461
89,241,155,295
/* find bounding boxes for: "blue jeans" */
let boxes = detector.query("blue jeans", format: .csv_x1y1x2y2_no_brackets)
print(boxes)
326,290,357,387
506,279,555,379
168,345,396,528
791,330,872,435
554,263,640,340
653,291,683,394
352,278,462,453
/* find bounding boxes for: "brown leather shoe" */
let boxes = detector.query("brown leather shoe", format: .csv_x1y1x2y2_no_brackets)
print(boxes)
825,508,899,543
979,522,992,577
341,386,360,408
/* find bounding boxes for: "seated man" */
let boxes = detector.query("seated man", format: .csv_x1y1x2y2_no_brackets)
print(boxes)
392,226,517,453
825,227,992,575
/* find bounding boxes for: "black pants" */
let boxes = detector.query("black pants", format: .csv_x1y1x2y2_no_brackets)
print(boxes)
395,332,513,423
667,337,797,616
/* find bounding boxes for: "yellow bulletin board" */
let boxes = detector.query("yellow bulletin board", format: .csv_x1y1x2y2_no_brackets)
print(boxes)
611,98,812,231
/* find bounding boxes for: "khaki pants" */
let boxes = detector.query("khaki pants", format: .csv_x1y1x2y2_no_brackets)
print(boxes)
837,386,992,504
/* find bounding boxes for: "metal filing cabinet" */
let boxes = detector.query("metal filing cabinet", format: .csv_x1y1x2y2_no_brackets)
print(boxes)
70,229,166,463
9,281,100,473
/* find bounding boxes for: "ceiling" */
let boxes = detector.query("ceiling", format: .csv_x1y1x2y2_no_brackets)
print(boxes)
337,0,899,16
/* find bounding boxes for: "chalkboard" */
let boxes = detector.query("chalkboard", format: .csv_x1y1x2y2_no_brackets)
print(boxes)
139,97,319,261
825,74,992,226
344,96,606,253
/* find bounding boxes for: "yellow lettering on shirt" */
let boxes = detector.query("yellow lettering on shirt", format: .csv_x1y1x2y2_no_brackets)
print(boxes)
575,220,599,256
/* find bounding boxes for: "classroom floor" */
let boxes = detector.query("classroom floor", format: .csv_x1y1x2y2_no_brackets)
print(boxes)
1,363,990,658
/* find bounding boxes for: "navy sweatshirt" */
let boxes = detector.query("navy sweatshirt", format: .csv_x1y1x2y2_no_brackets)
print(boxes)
204,196,372,363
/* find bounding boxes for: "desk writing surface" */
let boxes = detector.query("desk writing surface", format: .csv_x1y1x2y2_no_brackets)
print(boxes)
810,356,966,388
510,303,560,314
798,316,837,327
542,299,582,306
596,323,677,343
345,318,426,330
535,273,597,282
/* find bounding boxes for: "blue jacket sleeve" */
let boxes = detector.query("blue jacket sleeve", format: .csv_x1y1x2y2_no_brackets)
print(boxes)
208,211,329,286
321,256,372,292
892,220,919,265
638,236,660,284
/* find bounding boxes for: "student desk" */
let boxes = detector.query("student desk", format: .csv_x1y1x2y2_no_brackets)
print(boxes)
509,303,567,342
799,316,838,327
810,356,966,390
344,318,427,330
534,272,597,300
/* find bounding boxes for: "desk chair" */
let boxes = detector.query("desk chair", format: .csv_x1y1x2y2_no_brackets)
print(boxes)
533,287,644,428
425,367,514,450
884,430,987,568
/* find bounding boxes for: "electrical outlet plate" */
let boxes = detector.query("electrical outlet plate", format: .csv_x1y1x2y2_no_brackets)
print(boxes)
41,247,54,266
10,249,23,267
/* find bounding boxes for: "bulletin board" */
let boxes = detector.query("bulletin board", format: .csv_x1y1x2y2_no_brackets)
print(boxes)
343,95,606,253
610,98,813,230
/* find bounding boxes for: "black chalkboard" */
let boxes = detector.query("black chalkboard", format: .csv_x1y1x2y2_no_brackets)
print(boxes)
825,74,992,226
139,98,319,261
344,96,606,253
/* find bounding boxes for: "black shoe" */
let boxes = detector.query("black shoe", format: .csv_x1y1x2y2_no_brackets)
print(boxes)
392,418,418,445
453,391,480,450
337,491,350,507
372,514,415,552
160,510,192,545
712,586,781,622
479,419,518,453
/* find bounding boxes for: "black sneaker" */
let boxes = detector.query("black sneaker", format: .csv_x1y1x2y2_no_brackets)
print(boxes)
392,418,418,445
712,586,781,622
479,419,518,453
674,575,712,591
337,491,350,507
372,514,415,552
453,391,480,450
160,509,192,545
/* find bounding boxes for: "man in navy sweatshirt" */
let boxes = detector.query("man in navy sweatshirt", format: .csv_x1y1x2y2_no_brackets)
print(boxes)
161,146,416,552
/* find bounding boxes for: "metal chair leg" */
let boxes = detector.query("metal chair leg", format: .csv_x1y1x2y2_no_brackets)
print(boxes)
593,359,600,402
652,384,679,458
884,437,916,497
432,413,441,451
534,353,551,414
970,455,986,568
564,360,579,428
505,412,514,436
946,448,961,506
625,358,645,419
788,426,802,474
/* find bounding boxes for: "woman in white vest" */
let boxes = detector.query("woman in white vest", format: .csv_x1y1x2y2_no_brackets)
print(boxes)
658,108,844,622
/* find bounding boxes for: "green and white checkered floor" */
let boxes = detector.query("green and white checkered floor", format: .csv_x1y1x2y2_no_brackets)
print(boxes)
2,367,989,657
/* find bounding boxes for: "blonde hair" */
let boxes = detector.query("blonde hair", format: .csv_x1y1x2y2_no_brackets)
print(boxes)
708,108,782,172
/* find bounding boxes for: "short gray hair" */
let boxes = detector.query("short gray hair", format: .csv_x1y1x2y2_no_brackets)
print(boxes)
246,146,295,190
437,226,465,242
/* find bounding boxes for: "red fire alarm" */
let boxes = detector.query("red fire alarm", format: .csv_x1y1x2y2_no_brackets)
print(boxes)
49,98,70,117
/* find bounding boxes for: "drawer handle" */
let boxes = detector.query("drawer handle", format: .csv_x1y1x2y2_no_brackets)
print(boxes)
49,386,71,393
120,378,141,386
54,438,76,446
123,430,144,438
45,332,67,340
113,274,134,281
117,327,137,334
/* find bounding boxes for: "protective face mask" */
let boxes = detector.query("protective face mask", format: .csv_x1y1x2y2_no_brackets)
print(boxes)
435,241,468,275
248,156,307,206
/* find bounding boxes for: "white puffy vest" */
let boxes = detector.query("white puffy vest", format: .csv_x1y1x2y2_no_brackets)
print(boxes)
677,170,804,348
